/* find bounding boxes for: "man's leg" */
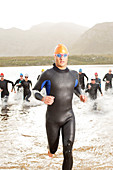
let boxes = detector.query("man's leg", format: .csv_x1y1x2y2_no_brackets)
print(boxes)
1,95,9,110
62,115,75,170
105,83,110,91
25,91,31,102
105,83,107,91
110,83,112,89
46,120,60,155
4,95,8,103
81,83,85,90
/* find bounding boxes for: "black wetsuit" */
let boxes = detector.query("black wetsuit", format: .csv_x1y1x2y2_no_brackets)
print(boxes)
33,64,81,170
14,79,23,91
0,79,14,98
95,78,101,88
103,73,113,91
21,80,32,101
85,83,102,100
79,73,88,90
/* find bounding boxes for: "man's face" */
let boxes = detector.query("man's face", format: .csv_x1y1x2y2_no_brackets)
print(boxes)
25,76,28,81
91,79,95,84
109,70,112,74
20,76,23,80
95,75,98,78
0,76,4,81
54,53,68,69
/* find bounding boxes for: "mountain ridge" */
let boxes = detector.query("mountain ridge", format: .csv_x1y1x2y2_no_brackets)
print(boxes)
0,22,113,56
0,22,88,56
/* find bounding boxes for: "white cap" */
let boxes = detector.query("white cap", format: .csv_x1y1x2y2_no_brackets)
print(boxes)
91,76,95,80
25,73,29,77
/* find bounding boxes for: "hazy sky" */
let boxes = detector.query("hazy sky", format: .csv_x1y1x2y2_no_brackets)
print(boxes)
0,0,113,30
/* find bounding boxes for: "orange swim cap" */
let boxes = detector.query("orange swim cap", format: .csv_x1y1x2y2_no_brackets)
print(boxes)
54,44,69,55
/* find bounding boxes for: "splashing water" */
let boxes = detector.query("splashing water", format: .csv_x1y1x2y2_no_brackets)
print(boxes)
0,65,113,169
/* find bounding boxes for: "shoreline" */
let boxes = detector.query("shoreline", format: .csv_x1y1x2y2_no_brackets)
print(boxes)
1,55,113,67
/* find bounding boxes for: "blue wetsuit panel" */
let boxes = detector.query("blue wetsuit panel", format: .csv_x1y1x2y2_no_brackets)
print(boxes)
75,79,78,87
41,80,51,95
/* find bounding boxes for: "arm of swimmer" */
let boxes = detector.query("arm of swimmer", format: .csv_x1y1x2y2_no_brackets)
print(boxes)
74,85,87,103
33,91,55,105
74,86,81,97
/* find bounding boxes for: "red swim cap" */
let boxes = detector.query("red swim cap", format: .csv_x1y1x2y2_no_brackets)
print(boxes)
0,73,4,77
95,72,98,76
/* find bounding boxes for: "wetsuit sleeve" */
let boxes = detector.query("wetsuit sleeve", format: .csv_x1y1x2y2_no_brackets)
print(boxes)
30,80,32,87
73,72,82,97
32,72,47,101
7,80,14,89
74,85,82,97
103,74,106,81
85,83,90,93
14,79,19,86
99,78,101,88
84,73,88,81
98,84,102,94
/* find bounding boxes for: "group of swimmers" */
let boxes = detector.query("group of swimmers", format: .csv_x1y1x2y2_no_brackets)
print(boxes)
0,72,32,103
0,68,46,104
0,68,113,104
79,68,113,99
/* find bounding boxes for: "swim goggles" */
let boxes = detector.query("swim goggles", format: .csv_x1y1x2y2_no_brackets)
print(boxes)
55,53,68,58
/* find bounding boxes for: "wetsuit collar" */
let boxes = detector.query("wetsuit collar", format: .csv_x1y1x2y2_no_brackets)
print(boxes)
53,63,69,73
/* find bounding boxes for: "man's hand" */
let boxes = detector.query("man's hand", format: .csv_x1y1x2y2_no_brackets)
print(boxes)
0,89,3,92
42,96,55,105
80,95,87,102
106,81,110,83
88,84,91,89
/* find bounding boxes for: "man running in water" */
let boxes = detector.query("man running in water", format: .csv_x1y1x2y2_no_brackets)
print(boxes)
33,44,87,170
18,74,32,102
85,76,103,110
85,76,103,100
103,69,113,91
0,73,14,104
14,73,24,92
95,72,101,88
79,68,88,90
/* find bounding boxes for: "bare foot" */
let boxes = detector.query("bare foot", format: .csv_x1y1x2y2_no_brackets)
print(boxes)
48,150,53,157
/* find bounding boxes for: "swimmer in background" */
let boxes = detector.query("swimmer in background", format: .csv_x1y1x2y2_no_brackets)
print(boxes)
14,73,24,92
0,73,14,104
95,72,101,88
79,68,88,90
85,76,103,110
18,74,32,102
103,69,113,91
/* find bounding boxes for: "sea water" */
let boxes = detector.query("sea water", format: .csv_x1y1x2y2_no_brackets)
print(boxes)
0,65,113,169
